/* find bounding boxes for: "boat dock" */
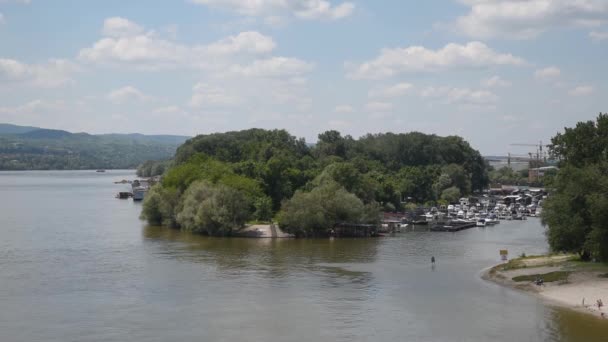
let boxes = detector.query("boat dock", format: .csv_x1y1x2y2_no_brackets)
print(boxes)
430,221,477,232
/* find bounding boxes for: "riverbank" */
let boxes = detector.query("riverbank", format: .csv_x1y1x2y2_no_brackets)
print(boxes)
482,255,608,320
234,224,294,238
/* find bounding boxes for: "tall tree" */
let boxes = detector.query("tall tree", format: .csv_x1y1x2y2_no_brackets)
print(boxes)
543,113,608,261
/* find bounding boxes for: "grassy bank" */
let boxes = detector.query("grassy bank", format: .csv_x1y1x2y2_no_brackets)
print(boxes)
483,254,608,320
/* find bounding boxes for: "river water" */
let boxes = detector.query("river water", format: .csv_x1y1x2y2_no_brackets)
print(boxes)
1,170,607,342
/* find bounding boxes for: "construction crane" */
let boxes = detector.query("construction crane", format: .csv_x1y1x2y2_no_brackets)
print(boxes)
509,141,552,167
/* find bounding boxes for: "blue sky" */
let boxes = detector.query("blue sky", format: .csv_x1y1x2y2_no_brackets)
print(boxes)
0,0,606,155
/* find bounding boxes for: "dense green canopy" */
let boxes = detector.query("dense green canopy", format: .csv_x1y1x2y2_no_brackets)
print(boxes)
141,128,489,236
542,113,608,261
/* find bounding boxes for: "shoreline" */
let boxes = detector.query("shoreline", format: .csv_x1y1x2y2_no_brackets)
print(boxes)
481,255,608,320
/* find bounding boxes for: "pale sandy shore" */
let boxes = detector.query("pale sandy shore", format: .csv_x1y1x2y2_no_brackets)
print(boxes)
236,224,294,238
482,255,608,319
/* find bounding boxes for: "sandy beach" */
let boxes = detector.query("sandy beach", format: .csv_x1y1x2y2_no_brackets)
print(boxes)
482,255,608,319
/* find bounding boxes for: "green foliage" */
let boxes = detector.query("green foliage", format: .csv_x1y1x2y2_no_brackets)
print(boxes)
277,181,380,237
176,181,250,236
440,186,461,204
441,164,471,195
140,185,180,227
142,128,488,235
489,166,525,185
253,196,273,222
512,271,570,283
137,160,171,177
311,162,378,203
404,203,418,211
0,128,187,170
551,113,608,166
543,113,608,261
396,166,439,202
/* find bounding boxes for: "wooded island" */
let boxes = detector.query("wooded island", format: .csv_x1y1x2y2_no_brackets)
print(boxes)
140,129,488,237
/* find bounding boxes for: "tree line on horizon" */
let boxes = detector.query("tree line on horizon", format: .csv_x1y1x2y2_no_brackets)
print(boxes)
0,126,187,170
141,129,489,237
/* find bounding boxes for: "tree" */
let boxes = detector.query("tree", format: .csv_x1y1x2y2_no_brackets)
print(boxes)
542,113,608,261
441,164,471,195
542,165,598,260
440,186,461,204
312,162,378,203
140,185,180,227
176,181,251,236
254,196,273,222
489,166,524,185
278,181,379,237
550,113,608,166
142,128,489,235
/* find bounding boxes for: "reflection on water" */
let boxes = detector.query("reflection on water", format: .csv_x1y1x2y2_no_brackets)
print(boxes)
1,171,607,342
143,225,379,289
550,306,608,339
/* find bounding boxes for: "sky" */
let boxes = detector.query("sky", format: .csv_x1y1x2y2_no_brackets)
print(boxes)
0,0,606,155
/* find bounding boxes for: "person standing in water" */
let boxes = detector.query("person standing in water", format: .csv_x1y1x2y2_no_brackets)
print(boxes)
431,256,435,264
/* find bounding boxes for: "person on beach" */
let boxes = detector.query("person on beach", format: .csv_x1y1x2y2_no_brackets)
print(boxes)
431,256,435,264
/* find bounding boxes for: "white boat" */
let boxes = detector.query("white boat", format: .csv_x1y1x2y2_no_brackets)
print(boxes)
132,186,148,201
485,218,500,225
476,219,486,227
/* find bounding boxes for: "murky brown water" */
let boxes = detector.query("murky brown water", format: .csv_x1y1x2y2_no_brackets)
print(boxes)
1,170,607,341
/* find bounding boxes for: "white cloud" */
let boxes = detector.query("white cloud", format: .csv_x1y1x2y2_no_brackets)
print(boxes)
0,99,72,127
590,30,608,41
569,85,594,96
0,58,79,87
107,86,151,104
189,83,241,107
102,17,144,37
534,66,561,80
368,82,413,98
347,41,525,80
206,31,276,54
79,18,276,70
420,86,498,105
481,75,511,88
230,57,314,77
365,101,393,112
190,0,355,20
334,104,354,113
455,0,608,39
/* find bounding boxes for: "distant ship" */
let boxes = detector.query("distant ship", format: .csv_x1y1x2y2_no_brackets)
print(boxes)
96,169,106,173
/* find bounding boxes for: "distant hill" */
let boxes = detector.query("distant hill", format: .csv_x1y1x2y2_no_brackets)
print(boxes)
19,129,78,140
0,123,40,135
0,123,191,170
99,133,191,145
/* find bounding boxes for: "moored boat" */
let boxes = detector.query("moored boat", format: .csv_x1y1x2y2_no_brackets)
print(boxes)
132,186,148,201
